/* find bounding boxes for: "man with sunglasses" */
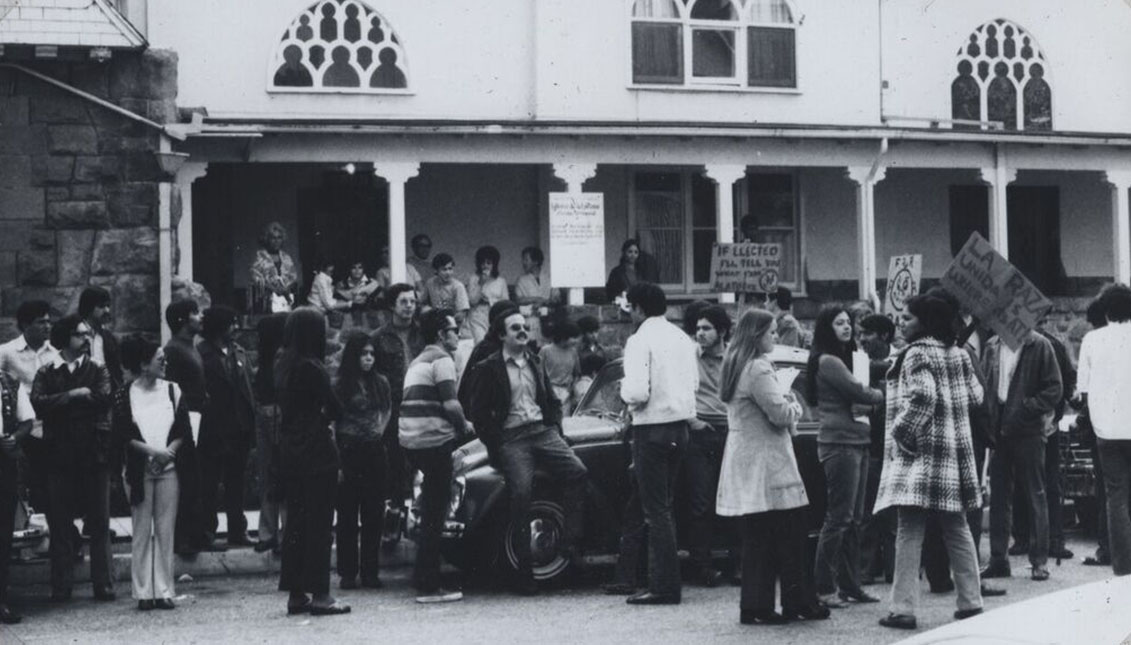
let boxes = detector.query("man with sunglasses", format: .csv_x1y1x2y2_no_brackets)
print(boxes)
30,315,115,603
467,310,588,595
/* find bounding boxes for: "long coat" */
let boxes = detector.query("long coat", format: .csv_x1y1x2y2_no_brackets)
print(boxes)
874,338,983,514
716,357,807,516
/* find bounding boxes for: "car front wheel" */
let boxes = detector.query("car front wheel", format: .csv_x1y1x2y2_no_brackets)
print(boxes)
502,498,571,582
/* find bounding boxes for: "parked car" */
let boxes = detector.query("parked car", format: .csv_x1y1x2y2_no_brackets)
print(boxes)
1058,411,1100,530
410,345,829,583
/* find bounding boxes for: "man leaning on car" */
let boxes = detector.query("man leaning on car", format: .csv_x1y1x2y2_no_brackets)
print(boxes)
466,309,588,596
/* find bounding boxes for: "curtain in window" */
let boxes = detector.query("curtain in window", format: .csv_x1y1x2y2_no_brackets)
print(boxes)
632,0,680,18
1023,66,1052,131
633,23,683,83
635,188,684,285
747,27,795,87
749,0,792,23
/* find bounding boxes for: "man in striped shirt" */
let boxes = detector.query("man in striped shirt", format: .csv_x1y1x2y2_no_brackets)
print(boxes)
399,308,469,603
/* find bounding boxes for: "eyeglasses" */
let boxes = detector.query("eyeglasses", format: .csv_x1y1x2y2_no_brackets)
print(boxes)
508,324,530,332
71,330,93,338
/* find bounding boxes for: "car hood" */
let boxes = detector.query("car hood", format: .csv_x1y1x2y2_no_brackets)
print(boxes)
452,415,623,476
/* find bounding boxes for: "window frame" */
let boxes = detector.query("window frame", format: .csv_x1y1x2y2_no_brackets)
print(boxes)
627,166,804,297
627,0,800,92
950,18,1052,131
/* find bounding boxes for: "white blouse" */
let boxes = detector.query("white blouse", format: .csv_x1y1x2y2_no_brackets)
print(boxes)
130,379,178,453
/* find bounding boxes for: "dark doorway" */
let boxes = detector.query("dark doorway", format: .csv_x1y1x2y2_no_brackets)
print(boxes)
296,171,388,301
1007,185,1066,295
948,185,990,256
192,167,236,309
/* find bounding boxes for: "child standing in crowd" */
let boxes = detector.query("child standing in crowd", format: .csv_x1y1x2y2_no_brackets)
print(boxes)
540,320,582,409
334,333,393,591
115,336,191,611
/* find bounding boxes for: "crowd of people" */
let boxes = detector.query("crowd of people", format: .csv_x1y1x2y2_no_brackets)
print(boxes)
0,247,1128,632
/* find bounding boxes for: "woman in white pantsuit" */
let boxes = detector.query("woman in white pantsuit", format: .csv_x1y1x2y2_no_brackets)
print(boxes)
114,336,192,611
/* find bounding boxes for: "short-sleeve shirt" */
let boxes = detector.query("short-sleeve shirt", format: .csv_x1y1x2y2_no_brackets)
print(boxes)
421,276,470,313
398,345,460,449
0,379,35,435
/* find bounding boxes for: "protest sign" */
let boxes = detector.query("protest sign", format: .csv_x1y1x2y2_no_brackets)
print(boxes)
939,232,1053,350
710,243,782,293
884,254,922,322
548,192,605,288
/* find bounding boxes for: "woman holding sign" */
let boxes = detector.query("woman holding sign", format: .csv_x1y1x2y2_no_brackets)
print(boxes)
875,294,984,630
807,307,884,608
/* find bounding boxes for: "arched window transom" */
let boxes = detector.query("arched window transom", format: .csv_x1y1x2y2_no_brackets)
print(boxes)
630,0,797,89
268,0,409,94
951,19,1050,131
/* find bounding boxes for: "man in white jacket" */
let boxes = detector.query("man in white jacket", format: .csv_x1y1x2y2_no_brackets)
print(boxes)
620,282,699,605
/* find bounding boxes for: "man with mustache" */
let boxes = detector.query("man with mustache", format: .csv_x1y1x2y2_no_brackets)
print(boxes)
30,315,115,603
467,310,588,595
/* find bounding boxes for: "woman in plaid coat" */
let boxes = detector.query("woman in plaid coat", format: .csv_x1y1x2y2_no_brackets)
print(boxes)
875,294,984,631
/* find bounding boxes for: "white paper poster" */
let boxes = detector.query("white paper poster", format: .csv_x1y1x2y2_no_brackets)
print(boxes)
549,192,606,288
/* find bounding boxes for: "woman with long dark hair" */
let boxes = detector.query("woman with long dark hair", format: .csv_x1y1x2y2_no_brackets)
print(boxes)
275,307,348,616
334,333,393,590
606,239,658,302
466,246,509,344
808,306,884,608
718,309,829,625
876,294,984,630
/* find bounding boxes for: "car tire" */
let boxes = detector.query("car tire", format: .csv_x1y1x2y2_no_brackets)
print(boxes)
501,498,572,583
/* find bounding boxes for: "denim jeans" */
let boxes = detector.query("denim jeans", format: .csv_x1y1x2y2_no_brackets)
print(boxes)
1012,434,1064,551
612,472,648,588
336,440,387,583
405,441,455,593
814,443,868,595
494,425,588,579
632,421,688,597
1097,438,1131,576
684,424,726,569
890,507,982,617
989,435,1048,568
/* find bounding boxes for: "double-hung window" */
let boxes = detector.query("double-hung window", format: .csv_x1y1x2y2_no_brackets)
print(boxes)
630,0,797,89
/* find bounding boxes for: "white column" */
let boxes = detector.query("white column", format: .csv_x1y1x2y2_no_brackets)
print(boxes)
704,164,746,304
846,166,886,303
1104,171,1131,284
552,162,598,305
373,162,421,285
174,162,208,280
979,165,1016,258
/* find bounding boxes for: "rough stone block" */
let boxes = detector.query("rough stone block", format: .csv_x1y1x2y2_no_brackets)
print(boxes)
106,182,157,227
0,319,19,346
18,250,58,287
0,126,48,155
0,186,45,221
73,156,120,183
0,223,36,252
0,156,31,187
47,125,99,155
90,273,159,332
91,226,157,275
57,229,96,286
122,151,161,182
70,184,105,201
145,99,178,125
28,97,90,125
33,156,75,185
0,98,29,127
97,133,156,154
0,286,81,318
46,187,69,202
46,201,109,229
30,229,55,251
0,252,16,287
71,64,111,99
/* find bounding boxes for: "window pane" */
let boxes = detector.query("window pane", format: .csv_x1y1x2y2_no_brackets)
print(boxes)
690,0,737,20
692,230,717,284
749,0,792,23
635,173,684,285
632,23,684,84
691,173,717,227
1023,64,1052,130
746,174,794,227
747,27,795,87
633,0,681,18
757,229,795,284
639,229,684,284
692,29,736,78
635,172,682,192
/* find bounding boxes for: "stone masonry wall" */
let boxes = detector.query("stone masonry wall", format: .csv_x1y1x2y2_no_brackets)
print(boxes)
0,50,177,342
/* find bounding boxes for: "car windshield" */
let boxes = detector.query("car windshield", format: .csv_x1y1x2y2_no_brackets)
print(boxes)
573,357,818,425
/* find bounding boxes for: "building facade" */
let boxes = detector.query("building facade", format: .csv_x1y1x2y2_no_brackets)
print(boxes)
3,0,1131,338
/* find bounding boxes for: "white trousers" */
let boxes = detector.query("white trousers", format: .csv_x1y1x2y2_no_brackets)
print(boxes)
130,469,180,600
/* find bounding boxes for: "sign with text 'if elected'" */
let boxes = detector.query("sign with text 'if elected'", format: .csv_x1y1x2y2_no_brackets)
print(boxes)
884,254,922,322
939,232,1052,350
710,243,782,293
548,192,605,288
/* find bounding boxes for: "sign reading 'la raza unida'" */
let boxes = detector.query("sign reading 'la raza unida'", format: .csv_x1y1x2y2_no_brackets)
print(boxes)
940,232,1052,350
548,192,605,288
710,243,782,293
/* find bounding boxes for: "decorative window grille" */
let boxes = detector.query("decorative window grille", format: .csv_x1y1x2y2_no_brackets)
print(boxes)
951,19,1051,130
268,0,408,94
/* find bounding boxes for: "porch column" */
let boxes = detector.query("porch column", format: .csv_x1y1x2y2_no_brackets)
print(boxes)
552,162,598,305
174,162,208,280
1104,171,1131,284
705,164,746,304
374,162,421,284
979,165,1016,258
846,166,887,303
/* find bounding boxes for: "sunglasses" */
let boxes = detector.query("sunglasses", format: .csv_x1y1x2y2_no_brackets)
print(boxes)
508,324,530,333
72,330,93,338
443,327,459,334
